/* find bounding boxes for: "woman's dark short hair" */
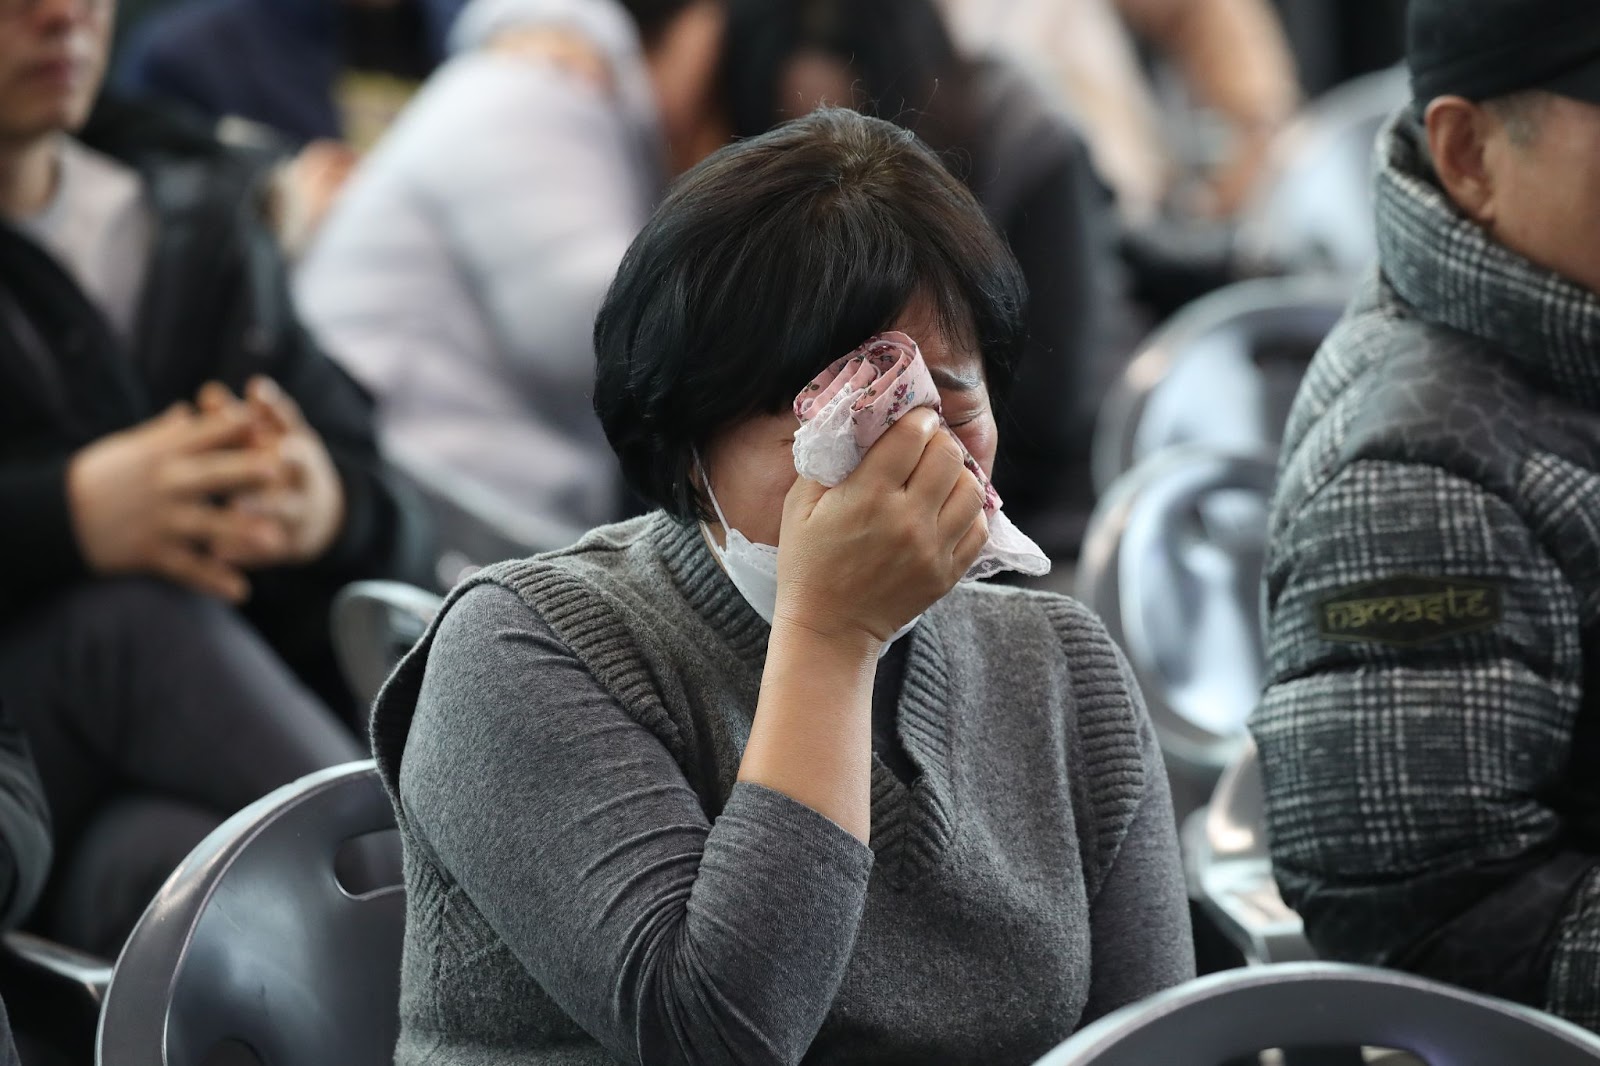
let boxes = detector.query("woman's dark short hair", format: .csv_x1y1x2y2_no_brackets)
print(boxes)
593,107,1028,523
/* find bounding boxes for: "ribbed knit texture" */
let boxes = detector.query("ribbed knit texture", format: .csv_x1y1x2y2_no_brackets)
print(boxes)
371,512,1192,1065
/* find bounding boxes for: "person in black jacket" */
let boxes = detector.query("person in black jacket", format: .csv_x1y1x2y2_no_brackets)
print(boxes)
1255,0,1600,1032
0,0,429,950
721,0,1128,559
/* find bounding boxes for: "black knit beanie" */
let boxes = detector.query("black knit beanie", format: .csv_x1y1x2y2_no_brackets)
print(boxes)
1409,0,1600,105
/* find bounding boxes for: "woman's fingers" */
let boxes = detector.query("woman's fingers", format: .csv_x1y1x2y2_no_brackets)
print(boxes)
159,449,287,498
937,468,988,552
154,543,250,604
246,376,308,435
905,428,968,511
951,505,990,574
849,409,942,491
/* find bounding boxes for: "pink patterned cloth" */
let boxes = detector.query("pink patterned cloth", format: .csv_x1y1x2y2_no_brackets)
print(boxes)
794,332,1004,514
792,332,1051,580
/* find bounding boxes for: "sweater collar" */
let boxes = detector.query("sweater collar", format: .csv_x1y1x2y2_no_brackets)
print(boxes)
650,512,774,665
1375,111,1600,410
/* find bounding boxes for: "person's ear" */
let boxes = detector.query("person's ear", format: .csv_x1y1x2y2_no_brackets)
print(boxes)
1425,96,1500,225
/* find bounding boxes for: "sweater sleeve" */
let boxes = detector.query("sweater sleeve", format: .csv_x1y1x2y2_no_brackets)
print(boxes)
1080,638,1195,1024
1256,458,1600,1015
399,583,874,1066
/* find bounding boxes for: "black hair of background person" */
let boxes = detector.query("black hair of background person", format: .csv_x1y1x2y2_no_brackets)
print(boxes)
721,0,978,157
625,0,713,43
593,107,1027,526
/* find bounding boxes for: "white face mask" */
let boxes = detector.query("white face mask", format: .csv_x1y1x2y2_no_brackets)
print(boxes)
697,461,918,653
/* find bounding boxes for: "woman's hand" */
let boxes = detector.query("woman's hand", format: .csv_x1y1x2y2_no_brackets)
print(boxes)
739,408,988,842
774,408,989,652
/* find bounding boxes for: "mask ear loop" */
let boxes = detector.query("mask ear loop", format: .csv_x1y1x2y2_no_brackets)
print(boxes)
693,449,735,539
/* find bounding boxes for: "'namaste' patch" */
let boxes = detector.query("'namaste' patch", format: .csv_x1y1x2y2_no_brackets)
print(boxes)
1316,575,1502,647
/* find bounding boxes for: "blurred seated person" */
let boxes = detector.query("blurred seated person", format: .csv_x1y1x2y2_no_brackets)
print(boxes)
117,0,470,254
297,0,729,538
938,0,1299,223
115,0,466,151
723,0,1124,557
371,108,1193,1066
1255,0,1600,1033
0,0,426,947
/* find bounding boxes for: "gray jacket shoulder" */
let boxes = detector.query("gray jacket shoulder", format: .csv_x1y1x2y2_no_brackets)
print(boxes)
1276,272,1600,529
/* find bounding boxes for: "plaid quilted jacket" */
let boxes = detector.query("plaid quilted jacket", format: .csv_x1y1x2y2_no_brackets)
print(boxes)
1254,112,1600,1030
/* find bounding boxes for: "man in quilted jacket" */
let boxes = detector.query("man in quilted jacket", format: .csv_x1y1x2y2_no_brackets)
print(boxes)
1254,0,1600,1032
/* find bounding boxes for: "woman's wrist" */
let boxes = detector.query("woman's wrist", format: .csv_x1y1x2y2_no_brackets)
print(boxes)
769,606,883,669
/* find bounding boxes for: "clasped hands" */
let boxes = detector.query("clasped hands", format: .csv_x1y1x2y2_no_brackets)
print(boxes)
67,376,346,604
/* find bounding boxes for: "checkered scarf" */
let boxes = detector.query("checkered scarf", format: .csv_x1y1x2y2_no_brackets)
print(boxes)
1375,112,1600,406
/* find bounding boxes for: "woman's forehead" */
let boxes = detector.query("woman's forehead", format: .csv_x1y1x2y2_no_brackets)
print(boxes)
888,301,985,384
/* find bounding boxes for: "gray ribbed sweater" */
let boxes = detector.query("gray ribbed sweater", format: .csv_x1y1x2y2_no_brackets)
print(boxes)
370,513,1192,1066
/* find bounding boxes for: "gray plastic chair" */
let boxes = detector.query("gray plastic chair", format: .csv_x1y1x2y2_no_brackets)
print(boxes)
1032,963,1600,1066
1235,66,1410,278
1078,447,1277,822
96,761,404,1066
1091,277,1348,497
1180,739,1311,965
1,933,113,1061
390,448,584,590
332,581,444,709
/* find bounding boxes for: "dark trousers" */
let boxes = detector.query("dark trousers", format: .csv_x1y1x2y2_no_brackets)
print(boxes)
0,579,364,956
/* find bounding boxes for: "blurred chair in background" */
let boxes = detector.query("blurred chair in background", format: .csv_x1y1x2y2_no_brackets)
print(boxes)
96,762,405,1066
721,0,1127,559
1091,276,1347,496
331,581,442,708
1181,739,1312,968
1234,65,1408,278
1077,446,1276,824
1032,963,1600,1066
298,0,728,546
0,699,73,1065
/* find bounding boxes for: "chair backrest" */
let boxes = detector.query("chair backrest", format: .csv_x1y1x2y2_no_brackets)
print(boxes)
1181,738,1314,966
97,762,404,1066
389,448,584,590
1078,447,1277,819
1235,66,1410,277
332,581,445,709
1091,277,1348,496
1204,736,1268,864
1032,963,1600,1066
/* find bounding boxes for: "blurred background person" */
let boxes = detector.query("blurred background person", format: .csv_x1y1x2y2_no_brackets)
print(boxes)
721,0,1126,559
114,0,467,150
114,0,471,255
938,0,1300,224
296,0,728,541
0,0,428,954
